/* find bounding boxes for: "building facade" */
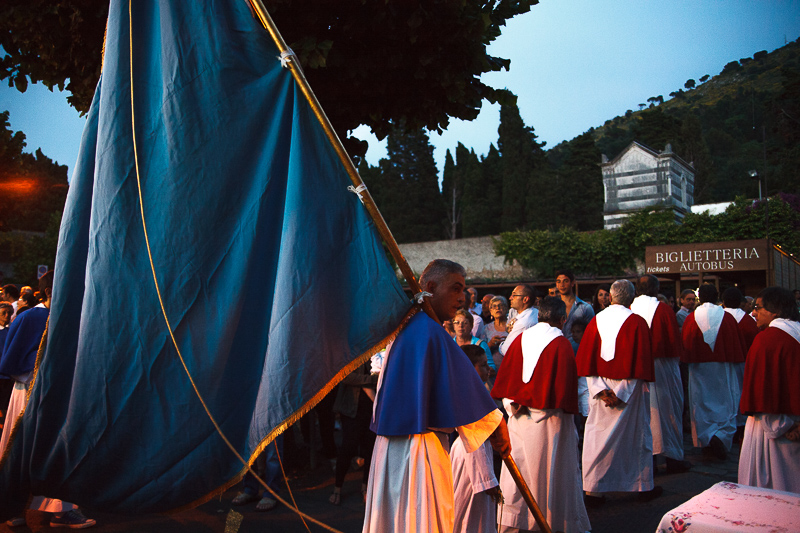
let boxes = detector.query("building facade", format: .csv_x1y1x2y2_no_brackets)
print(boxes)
601,141,695,229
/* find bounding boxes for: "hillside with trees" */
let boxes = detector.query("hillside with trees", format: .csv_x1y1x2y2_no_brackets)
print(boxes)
361,36,800,244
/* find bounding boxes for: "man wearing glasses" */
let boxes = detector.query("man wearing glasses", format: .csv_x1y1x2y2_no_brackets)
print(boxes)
499,285,538,357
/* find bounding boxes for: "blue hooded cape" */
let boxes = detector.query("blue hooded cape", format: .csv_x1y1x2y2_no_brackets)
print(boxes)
371,312,498,436
0,307,49,379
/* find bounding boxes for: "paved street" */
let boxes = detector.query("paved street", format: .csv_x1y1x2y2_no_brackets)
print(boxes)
1,430,741,533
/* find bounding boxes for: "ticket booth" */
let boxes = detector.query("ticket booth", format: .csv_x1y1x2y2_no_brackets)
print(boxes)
645,239,800,299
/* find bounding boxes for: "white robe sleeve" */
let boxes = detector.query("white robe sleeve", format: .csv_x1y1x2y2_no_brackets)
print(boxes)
465,442,499,494
587,376,639,404
456,408,503,453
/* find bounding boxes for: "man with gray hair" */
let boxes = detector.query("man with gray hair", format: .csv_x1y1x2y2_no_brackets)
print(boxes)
364,259,511,533
576,279,661,506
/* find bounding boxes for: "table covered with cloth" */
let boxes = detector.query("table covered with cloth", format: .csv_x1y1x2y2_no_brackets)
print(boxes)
656,482,800,533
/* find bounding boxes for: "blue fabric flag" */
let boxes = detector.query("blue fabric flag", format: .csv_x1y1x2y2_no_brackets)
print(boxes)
0,0,411,515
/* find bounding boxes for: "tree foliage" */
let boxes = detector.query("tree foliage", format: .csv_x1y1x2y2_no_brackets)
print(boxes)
494,194,800,278
0,0,536,157
0,111,69,232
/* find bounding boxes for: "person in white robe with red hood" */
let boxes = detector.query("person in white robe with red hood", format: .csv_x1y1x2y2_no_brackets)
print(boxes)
630,275,687,474
492,296,591,533
738,287,800,493
681,284,745,460
576,279,661,506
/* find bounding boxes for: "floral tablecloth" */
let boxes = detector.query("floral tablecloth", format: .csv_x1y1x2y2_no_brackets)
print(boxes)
657,482,800,532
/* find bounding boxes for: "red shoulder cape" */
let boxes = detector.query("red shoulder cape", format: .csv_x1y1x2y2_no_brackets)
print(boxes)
681,311,745,364
737,314,760,355
740,327,800,416
576,314,654,381
491,333,579,413
650,302,682,359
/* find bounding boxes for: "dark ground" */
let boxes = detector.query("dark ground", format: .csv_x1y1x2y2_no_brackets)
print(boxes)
1,426,740,533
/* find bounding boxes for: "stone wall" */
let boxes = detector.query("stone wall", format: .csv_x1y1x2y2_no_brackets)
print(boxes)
398,236,530,282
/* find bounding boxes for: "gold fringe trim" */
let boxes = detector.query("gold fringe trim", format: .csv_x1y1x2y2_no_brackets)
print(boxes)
0,317,49,471
167,305,420,514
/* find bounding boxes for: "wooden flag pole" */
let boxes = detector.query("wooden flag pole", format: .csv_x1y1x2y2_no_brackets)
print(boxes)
247,3,549,530
503,456,553,533
247,0,437,321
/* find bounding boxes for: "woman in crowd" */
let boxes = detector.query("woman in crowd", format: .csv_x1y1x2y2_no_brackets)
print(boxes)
591,284,611,315
483,296,509,372
452,310,493,371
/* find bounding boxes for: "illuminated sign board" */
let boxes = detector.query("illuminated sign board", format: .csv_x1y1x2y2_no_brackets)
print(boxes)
645,239,768,274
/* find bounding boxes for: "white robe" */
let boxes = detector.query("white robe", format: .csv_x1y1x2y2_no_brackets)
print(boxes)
738,414,800,494
0,376,75,513
499,400,590,533
649,357,684,460
451,439,498,533
582,377,653,493
688,362,739,450
363,410,502,533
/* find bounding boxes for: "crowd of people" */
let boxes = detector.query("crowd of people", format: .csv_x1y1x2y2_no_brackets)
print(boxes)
1,262,798,532
356,261,799,533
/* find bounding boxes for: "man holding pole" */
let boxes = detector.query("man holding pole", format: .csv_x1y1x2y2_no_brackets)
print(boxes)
363,259,511,533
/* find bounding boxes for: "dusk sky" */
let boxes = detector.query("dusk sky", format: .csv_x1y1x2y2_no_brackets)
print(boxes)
2,0,799,180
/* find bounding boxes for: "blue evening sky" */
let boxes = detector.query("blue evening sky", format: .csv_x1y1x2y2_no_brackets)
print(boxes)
1,0,799,180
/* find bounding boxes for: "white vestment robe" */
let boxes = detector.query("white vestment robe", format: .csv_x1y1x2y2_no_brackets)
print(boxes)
582,377,654,493
688,362,740,450
738,414,800,494
499,400,590,533
451,439,498,533
363,411,502,533
650,357,684,460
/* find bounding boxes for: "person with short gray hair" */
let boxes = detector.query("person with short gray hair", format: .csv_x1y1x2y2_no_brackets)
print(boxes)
610,279,636,308
576,279,661,505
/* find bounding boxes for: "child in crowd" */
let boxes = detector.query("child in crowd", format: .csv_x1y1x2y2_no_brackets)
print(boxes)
451,345,500,533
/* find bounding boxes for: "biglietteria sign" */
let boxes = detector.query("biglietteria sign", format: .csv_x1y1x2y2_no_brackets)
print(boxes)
645,239,768,274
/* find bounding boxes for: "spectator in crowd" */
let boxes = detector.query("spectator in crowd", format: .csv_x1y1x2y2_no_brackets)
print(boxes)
499,285,538,358
0,302,13,424
738,287,800,493
467,288,482,316
631,275,688,475
479,293,494,326
463,290,486,340
14,292,38,319
577,279,660,506
231,436,284,511
451,344,500,533
547,284,557,297
492,296,590,533
744,296,756,316
0,271,96,528
452,309,494,372
329,361,377,506
681,284,745,461
591,284,611,315
484,296,509,372
556,269,595,348
675,289,697,329
1,284,20,321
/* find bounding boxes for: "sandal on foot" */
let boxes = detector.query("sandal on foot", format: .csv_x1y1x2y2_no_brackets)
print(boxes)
329,490,341,506
232,491,259,505
256,496,277,511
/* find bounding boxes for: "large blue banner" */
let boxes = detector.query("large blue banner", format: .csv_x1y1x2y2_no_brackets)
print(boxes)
0,0,411,514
